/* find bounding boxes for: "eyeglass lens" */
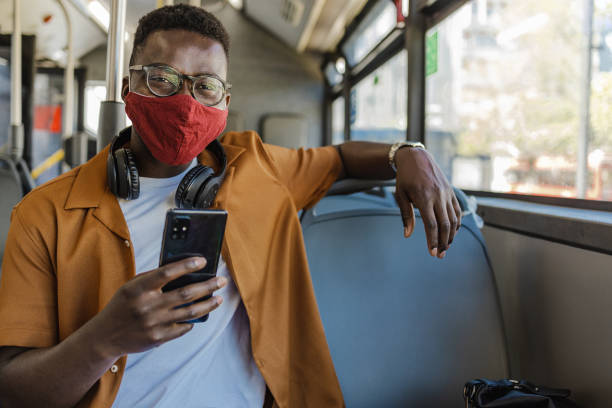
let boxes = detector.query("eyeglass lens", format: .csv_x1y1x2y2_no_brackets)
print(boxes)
140,65,225,106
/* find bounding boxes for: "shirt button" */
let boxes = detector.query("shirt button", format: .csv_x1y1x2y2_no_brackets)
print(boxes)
110,364,119,373
124,240,130,248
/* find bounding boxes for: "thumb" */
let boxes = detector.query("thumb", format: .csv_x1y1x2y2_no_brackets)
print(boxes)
395,190,415,238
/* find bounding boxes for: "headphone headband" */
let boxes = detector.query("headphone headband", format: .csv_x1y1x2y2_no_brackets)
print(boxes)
111,127,132,153
205,139,227,182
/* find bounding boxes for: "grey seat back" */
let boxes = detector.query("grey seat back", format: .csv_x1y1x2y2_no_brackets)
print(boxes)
0,155,23,268
301,186,508,407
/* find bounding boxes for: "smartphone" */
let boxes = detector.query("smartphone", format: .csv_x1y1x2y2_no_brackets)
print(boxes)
159,208,228,323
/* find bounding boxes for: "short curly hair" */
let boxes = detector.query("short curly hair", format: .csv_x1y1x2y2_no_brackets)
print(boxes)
129,4,230,65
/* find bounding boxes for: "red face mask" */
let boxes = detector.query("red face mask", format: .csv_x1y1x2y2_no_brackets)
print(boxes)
124,92,228,166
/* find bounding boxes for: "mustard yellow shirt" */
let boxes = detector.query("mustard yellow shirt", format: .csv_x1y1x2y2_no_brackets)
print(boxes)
0,131,344,407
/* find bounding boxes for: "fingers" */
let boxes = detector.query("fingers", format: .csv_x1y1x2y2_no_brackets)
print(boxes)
141,257,207,291
395,190,415,238
446,201,458,246
162,276,227,309
140,276,227,328
397,184,460,259
164,295,223,325
420,204,439,257
153,322,195,345
434,202,451,258
451,193,462,232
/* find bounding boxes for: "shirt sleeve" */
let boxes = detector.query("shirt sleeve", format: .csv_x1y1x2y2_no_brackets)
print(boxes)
263,143,343,210
0,207,58,348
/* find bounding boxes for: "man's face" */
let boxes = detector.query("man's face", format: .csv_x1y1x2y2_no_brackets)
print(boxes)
123,29,230,109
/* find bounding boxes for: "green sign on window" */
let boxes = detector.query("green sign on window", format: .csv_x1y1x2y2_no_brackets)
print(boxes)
426,32,438,76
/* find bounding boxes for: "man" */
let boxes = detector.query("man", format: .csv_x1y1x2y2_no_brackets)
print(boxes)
0,5,461,408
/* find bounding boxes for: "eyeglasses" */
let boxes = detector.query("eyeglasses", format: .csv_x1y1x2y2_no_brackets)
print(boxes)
129,64,231,107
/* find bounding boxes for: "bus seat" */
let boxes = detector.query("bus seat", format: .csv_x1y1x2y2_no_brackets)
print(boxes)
0,155,24,269
261,114,308,148
301,183,509,407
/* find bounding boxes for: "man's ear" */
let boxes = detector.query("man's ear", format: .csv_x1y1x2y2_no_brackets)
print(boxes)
121,76,129,102
225,94,231,109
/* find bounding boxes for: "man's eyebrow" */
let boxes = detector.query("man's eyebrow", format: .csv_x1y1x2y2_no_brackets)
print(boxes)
146,63,226,82
193,71,226,82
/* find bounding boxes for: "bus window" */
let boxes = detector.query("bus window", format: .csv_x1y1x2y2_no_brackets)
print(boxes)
331,96,345,145
342,0,398,67
601,162,612,200
425,0,612,201
31,70,69,184
350,49,407,143
84,82,106,134
85,82,131,135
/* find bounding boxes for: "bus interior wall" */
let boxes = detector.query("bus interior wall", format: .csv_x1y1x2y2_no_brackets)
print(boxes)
483,226,612,408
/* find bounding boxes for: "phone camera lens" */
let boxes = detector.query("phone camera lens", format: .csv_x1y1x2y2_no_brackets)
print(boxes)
172,233,178,240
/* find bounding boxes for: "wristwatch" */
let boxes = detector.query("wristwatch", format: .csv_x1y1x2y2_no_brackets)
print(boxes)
388,141,425,173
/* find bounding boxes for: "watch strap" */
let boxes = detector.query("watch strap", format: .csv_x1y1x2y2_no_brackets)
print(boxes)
388,141,425,173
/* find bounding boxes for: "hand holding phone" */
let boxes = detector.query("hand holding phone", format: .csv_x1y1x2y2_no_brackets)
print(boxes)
88,256,227,358
159,209,228,323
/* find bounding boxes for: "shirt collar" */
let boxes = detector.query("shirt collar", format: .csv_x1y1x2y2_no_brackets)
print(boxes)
64,136,246,211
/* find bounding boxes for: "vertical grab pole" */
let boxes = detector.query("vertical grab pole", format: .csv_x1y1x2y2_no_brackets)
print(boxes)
406,0,425,144
577,0,594,199
57,0,79,165
97,0,127,151
9,0,24,159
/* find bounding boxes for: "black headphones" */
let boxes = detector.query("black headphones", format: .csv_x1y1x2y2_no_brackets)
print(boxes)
107,127,226,209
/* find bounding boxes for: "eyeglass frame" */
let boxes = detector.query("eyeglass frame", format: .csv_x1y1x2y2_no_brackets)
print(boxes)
128,63,232,107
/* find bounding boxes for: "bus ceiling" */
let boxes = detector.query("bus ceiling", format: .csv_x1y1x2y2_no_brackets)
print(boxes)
101,0,369,53
241,0,368,52
0,0,107,62
0,0,369,61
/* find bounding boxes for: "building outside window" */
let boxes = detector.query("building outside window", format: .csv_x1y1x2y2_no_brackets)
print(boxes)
426,0,612,201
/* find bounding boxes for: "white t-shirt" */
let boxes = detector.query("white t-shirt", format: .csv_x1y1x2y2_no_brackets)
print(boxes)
112,162,266,408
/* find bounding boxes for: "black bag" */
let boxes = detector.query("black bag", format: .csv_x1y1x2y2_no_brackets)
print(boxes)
463,379,581,408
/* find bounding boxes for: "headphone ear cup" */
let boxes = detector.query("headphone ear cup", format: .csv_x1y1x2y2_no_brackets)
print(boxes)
106,128,140,200
123,148,140,200
175,165,214,208
194,177,222,208
113,148,130,199
174,141,227,208
107,148,119,197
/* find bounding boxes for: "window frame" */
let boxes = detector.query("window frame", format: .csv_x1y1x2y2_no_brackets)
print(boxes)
323,0,404,145
340,0,403,68
323,0,612,212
